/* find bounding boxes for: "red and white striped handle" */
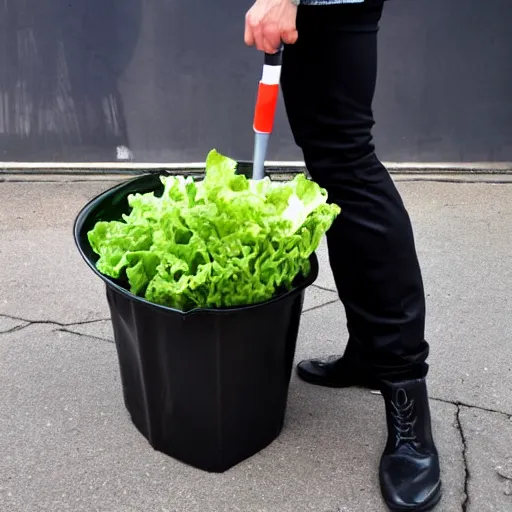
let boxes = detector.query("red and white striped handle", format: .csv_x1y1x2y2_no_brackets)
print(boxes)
253,49,283,135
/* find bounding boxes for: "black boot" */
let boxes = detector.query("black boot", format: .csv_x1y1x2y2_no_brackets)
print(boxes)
296,337,379,389
379,378,442,511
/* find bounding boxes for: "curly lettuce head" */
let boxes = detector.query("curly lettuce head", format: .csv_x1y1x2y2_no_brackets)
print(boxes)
87,150,340,311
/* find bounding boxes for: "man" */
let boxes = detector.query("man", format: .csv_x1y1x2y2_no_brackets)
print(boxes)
244,1,442,511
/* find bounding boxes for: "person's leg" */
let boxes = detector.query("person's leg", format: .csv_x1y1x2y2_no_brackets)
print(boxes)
280,3,441,510
282,2,428,384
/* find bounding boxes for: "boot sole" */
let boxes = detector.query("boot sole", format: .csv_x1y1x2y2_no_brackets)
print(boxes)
296,363,379,390
384,482,442,512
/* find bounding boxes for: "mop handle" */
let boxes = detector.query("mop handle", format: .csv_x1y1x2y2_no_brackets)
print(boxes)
251,46,284,180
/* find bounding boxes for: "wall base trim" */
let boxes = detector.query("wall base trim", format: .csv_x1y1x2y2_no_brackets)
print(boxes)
1,161,511,177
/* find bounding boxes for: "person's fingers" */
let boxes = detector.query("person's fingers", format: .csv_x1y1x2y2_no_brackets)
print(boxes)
252,23,266,52
245,11,264,50
262,23,282,53
281,28,298,45
262,37,278,54
245,1,298,53
244,22,255,46
280,11,298,46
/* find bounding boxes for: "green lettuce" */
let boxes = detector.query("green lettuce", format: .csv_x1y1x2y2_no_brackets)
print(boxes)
88,149,340,311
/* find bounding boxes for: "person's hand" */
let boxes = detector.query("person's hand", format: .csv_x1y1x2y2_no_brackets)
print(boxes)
244,0,298,54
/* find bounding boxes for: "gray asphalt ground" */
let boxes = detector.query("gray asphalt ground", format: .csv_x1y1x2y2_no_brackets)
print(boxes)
1,176,511,511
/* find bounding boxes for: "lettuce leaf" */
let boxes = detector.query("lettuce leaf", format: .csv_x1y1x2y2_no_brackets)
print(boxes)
87,149,340,311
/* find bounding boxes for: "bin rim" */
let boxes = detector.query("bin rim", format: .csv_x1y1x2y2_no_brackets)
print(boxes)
73,172,319,317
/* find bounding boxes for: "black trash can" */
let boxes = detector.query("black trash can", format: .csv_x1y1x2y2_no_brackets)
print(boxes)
73,165,319,473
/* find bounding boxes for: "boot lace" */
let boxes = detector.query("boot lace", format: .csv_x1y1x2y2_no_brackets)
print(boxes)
391,388,417,446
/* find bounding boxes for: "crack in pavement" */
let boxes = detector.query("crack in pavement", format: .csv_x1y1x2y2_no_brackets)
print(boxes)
65,318,112,326
311,283,337,294
455,404,470,512
55,327,114,344
0,318,62,335
0,313,111,330
302,299,340,315
0,319,114,345
0,323,29,335
431,396,512,420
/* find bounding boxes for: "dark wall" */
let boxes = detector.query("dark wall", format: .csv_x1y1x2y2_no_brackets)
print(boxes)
0,0,510,164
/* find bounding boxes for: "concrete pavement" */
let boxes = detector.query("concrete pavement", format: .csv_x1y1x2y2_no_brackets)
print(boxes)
1,177,511,511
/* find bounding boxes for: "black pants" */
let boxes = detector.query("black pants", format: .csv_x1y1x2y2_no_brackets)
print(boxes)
281,2,429,381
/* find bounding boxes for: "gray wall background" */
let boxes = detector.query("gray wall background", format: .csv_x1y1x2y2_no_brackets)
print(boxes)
0,0,510,164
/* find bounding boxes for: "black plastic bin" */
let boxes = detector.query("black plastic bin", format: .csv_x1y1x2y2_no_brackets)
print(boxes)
73,164,319,473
